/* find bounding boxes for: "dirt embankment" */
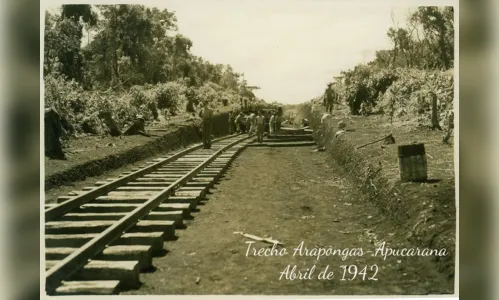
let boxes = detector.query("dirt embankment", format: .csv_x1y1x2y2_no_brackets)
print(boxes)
298,105,455,281
45,113,230,191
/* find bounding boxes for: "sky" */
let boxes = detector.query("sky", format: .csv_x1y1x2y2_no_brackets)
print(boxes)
153,0,414,104
45,0,418,104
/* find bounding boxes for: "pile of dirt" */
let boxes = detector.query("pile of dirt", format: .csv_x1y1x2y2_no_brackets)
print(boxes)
302,106,456,281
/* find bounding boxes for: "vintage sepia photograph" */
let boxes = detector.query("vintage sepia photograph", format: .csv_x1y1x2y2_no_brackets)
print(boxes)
42,0,457,297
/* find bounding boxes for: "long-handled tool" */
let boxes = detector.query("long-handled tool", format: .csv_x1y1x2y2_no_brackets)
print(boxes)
356,134,395,150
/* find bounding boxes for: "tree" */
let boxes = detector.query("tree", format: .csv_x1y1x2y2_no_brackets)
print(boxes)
82,5,180,88
44,15,85,82
409,7,454,69
44,3,262,132
367,7,454,71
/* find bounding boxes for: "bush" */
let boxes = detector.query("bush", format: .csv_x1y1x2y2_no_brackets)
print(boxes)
378,69,453,127
45,74,96,134
185,86,200,112
197,83,219,104
130,85,157,120
44,73,253,136
333,66,453,127
155,81,187,114
338,66,398,115
44,74,155,135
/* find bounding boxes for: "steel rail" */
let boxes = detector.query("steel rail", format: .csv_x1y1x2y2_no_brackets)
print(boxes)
45,135,251,294
45,134,239,222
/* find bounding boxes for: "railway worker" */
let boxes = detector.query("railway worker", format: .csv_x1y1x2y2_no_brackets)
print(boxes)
275,111,279,132
269,111,276,136
248,111,256,135
234,112,242,133
240,112,247,133
228,111,235,134
323,82,337,114
263,110,270,135
239,112,246,133
199,100,213,149
253,110,258,133
255,110,265,143
275,112,282,133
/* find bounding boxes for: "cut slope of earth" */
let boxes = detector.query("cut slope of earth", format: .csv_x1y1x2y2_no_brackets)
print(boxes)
302,106,455,280
44,111,231,190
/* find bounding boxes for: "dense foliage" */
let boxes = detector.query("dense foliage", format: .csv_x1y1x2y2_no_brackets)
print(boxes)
44,4,263,135
323,7,454,127
377,68,453,127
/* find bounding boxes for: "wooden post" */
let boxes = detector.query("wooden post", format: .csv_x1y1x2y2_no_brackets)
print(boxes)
430,92,442,130
442,111,454,144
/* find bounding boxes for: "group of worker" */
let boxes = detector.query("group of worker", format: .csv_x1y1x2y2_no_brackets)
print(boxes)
229,110,282,141
198,80,339,148
197,100,284,149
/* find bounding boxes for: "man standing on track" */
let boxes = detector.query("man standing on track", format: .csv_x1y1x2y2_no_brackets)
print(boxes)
199,100,213,149
228,111,234,135
255,110,265,143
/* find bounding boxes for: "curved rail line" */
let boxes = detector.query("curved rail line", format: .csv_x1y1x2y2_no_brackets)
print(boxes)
44,134,253,295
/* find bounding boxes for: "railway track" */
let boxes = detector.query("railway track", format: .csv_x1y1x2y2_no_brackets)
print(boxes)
43,134,253,296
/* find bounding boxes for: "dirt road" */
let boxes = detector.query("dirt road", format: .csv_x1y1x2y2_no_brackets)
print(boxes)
123,146,453,295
